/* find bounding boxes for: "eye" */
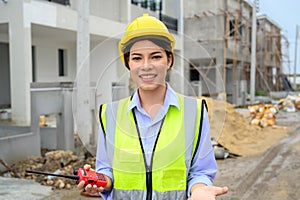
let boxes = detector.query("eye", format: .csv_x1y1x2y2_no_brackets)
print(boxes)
131,56,141,61
152,55,162,60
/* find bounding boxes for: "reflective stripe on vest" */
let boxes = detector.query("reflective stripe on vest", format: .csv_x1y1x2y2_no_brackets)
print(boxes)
99,94,205,200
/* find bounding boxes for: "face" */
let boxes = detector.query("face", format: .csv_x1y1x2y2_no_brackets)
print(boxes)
128,40,172,91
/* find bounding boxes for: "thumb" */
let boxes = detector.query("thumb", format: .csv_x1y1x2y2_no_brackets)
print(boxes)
215,186,228,196
83,164,91,170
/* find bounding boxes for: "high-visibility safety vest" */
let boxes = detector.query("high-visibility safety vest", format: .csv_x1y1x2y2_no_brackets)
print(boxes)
99,93,207,200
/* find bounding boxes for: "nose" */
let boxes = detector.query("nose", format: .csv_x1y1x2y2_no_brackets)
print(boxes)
141,58,153,70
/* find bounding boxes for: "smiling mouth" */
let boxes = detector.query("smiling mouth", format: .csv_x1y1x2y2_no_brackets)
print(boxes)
139,74,157,79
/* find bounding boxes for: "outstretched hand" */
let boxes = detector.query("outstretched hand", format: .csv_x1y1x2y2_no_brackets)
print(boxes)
188,185,228,200
76,164,102,197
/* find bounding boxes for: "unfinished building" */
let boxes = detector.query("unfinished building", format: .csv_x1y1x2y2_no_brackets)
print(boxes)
256,15,284,92
184,0,254,105
184,0,285,105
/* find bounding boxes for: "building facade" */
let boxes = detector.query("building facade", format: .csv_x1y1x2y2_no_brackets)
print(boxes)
256,15,283,92
184,0,268,105
0,0,184,123
0,0,184,156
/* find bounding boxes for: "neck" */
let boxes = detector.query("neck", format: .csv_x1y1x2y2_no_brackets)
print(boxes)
138,85,167,119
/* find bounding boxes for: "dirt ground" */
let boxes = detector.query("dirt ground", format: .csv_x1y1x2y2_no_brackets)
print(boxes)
214,112,300,200
1,98,300,200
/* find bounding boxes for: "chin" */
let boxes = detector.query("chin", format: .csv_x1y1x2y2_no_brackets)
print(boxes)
139,84,159,91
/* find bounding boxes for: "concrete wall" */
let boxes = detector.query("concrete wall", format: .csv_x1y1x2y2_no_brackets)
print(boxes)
90,38,129,107
90,0,121,21
69,0,124,22
0,126,40,172
184,0,222,16
33,39,76,82
0,0,127,124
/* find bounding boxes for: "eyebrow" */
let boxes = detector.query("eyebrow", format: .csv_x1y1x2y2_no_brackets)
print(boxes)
130,51,163,56
151,51,163,55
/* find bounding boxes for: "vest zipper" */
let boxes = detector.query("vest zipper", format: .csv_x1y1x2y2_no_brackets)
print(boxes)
132,110,166,200
146,170,152,200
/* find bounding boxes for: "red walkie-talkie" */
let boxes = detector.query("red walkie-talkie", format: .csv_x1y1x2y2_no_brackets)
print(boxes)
26,168,107,188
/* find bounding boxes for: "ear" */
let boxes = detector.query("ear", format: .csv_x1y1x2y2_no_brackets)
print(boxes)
167,54,174,69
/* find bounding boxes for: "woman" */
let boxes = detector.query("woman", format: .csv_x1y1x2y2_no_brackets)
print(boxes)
78,14,228,200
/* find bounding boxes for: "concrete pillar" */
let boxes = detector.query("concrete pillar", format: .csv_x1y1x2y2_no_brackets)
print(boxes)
9,2,32,125
171,49,185,94
215,49,225,94
57,86,74,151
76,0,93,149
232,62,243,105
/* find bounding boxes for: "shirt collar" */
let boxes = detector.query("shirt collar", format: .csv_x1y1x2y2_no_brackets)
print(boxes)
128,83,180,113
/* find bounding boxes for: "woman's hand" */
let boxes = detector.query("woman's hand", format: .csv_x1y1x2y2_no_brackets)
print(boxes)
188,184,228,200
76,164,105,197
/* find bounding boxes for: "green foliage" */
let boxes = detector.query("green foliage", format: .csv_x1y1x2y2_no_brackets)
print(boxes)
255,90,268,96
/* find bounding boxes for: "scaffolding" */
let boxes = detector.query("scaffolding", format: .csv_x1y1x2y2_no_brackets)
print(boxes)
185,0,285,104
185,0,251,104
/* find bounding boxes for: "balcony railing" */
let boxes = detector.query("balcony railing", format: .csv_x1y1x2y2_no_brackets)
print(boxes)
48,0,70,6
131,0,161,11
159,13,178,33
131,0,178,33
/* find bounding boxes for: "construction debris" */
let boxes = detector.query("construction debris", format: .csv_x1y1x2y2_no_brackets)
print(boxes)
212,140,240,159
200,96,290,156
0,135,96,190
17,150,95,190
0,159,21,178
248,104,279,127
278,94,300,112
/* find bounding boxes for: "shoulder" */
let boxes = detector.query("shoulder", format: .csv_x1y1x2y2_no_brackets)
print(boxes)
99,96,131,116
101,96,131,107
176,94,207,109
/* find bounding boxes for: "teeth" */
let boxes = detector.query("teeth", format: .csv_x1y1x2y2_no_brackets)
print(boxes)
141,75,155,79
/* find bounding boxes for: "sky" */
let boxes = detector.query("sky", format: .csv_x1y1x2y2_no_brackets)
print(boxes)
257,0,300,83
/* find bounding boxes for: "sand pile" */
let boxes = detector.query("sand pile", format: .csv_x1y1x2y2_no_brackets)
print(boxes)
199,97,290,156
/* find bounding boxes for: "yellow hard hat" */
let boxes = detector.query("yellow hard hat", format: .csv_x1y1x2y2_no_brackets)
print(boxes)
119,13,175,62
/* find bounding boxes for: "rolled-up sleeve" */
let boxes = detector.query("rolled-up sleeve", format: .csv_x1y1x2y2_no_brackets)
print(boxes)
186,108,217,197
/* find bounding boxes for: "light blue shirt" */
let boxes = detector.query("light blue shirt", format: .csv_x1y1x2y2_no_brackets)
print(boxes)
96,84,217,199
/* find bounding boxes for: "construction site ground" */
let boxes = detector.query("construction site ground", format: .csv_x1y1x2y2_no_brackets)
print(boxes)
215,111,300,200
1,103,300,200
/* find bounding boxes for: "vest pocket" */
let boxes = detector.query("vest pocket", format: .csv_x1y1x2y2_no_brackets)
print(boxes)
162,169,186,190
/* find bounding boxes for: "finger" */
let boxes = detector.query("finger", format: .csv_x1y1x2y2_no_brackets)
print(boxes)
92,184,99,191
88,184,103,194
85,184,93,192
77,180,85,190
98,186,105,193
92,184,102,193
83,164,91,170
215,186,229,196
